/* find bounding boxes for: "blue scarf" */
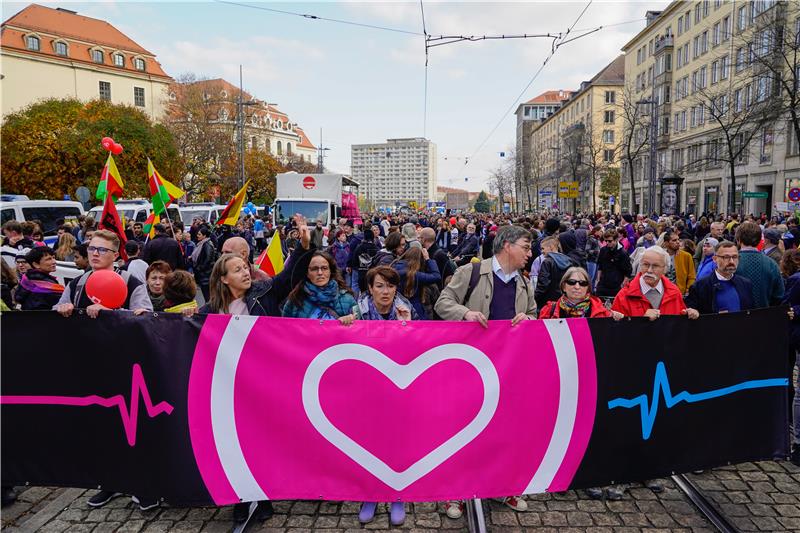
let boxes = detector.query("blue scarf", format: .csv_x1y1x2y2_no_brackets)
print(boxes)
366,296,397,320
303,280,341,319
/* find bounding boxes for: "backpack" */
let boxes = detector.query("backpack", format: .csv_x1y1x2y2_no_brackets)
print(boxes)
357,244,378,273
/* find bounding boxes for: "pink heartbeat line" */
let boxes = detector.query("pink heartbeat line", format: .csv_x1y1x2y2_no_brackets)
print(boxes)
0,363,173,446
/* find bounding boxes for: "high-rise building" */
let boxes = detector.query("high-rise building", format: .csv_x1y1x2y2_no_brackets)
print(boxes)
351,138,437,206
1,4,172,121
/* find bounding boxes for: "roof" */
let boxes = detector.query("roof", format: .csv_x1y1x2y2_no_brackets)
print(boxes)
524,90,573,105
294,127,316,150
1,4,170,79
621,1,681,51
589,55,625,85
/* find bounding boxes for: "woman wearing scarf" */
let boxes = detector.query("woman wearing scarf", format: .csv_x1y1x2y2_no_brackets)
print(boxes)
282,251,356,323
327,229,351,272
695,237,719,280
349,265,413,526
538,266,624,320
14,247,64,311
144,260,172,312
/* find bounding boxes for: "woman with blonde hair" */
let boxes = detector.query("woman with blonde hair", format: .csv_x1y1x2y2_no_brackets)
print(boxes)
55,232,77,261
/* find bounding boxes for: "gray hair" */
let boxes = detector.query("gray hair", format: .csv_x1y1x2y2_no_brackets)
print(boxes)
493,225,532,255
637,245,670,273
559,266,592,293
401,223,417,241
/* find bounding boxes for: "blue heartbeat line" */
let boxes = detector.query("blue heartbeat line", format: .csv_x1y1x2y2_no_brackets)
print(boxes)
607,361,788,440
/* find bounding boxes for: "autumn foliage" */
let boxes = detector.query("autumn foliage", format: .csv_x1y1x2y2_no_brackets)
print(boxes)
1,98,181,202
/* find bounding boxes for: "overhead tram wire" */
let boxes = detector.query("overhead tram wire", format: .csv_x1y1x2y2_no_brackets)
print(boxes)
452,0,595,180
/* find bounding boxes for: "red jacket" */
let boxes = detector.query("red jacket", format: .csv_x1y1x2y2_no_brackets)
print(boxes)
611,273,686,317
539,295,612,319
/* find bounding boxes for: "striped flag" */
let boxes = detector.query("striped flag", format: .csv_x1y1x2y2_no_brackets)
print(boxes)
255,232,284,276
96,153,124,201
216,181,250,226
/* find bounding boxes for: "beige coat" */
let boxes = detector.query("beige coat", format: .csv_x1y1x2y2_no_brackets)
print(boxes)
434,258,537,321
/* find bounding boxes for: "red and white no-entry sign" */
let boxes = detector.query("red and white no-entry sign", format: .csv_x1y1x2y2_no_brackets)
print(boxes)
303,176,316,190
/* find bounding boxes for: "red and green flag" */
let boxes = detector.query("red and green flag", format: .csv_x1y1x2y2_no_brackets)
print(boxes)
96,153,125,201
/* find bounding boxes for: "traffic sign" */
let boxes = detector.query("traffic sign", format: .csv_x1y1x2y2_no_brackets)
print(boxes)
302,176,316,190
609,195,615,205
75,186,90,203
743,191,769,199
789,188,800,202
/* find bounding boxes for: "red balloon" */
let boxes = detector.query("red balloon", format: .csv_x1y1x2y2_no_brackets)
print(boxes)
111,143,123,155
101,136,115,151
85,270,127,309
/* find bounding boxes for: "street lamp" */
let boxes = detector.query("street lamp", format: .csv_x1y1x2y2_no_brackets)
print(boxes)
637,97,658,216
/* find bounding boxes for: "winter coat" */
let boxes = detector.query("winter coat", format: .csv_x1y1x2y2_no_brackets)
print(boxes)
596,245,633,298
392,258,441,319
538,296,612,319
328,241,351,271
611,273,687,317
193,239,217,285
684,272,754,315
142,234,185,271
14,269,63,311
534,252,578,309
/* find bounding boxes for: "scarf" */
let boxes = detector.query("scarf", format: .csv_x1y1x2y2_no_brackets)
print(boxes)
191,239,207,265
165,300,198,313
366,296,398,321
303,280,342,319
558,295,591,317
148,289,167,312
19,273,64,294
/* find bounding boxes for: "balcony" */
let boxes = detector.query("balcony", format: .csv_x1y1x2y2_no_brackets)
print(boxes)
654,35,674,54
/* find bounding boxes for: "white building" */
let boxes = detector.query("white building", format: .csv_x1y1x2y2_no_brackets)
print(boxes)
1,4,172,122
351,138,437,206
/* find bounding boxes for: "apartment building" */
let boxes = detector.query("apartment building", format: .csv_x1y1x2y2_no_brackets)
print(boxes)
1,4,172,121
514,90,572,211
621,0,800,216
529,56,626,212
351,138,437,206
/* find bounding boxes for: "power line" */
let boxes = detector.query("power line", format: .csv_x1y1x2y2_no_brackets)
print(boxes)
213,0,423,36
454,0,595,179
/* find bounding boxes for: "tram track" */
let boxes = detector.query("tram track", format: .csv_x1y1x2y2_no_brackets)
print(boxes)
672,473,740,533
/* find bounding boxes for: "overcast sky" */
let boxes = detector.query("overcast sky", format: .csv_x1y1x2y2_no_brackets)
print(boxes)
4,0,666,192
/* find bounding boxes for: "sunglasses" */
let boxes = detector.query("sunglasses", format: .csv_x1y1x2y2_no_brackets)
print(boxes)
564,279,590,287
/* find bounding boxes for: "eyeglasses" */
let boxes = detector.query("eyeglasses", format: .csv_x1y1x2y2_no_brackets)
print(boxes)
309,265,330,273
87,246,117,255
640,261,664,271
564,279,590,287
510,242,532,252
715,254,739,261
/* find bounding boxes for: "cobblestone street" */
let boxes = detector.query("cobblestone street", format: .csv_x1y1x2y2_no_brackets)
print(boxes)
3,459,799,532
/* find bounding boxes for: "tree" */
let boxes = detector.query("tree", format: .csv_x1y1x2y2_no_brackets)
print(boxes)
618,83,650,213
474,191,491,213
1,98,180,201
561,124,586,213
583,124,611,214
221,149,283,205
600,167,621,212
165,74,236,200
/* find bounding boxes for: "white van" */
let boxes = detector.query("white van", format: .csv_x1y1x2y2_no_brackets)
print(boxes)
179,203,227,230
87,200,183,231
0,200,84,247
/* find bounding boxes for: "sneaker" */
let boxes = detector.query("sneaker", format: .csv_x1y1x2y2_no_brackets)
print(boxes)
585,487,604,500
499,496,528,512
131,496,159,511
606,486,626,500
389,502,405,526
254,500,274,521
444,501,463,519
645,479,664,493
87,491,122,508
233,502,253,523
358,501,377,524
1,487,16,507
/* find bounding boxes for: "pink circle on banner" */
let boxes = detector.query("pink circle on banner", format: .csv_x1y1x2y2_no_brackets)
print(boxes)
187,316,597,503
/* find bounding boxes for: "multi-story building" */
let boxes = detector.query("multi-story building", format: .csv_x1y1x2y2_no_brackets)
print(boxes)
529,56,626,212
1,4,172,121
351,138,437,206
621,0,800,216
514,90,572,211
170,78,317,165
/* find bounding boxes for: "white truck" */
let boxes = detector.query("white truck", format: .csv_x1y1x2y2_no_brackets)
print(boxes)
272,173,359,227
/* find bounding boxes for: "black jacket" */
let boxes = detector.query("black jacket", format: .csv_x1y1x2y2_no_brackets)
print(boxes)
684,272,755,314
596,245,633,297
142,234,185,270
199,243,315,316
15,269,63,310
193,239,217,285
453,233,479,258
428,243,456,288
534,252,578,309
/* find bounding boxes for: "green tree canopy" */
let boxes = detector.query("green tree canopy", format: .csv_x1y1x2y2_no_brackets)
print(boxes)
474,190,491,213
1,98,180,202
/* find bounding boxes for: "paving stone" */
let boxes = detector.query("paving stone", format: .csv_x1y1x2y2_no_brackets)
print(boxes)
750,516,783,531
726,491,751,504
18,486,56,503
272,501,293,513
318,501,340,514
291,501,319,514
567,511,593,526
775,503,800,517
39,520,72,533
116,519,146,533
169,521,204,533
545,499,577,511
746,490,774,504
364,514,389,529
286,514,315,528
739,471,770,482
159,508,190,521
634,500,666,514
262,513,288,528
775,481,800,494
199,522,230,533
585,528,614,533
606,501,638,514
64,525,96,533
619,513,649,527
313,515,340,528
413,502,437,513
490,511,519,526
551,491,578,500
93,523,122,533
748,481,777,493
337,515,362,529
414,512,441,528
720,479,748,491
777,516,800,529
85,509,109,522
772,492,800,504
592,512,622,526
540,511,567,527
58,509,89,522
576,499,606,512
183,508,215,521
143,521,174,533
718,503,751,517
729,516,757,531
647,513,679,528
439,515,465,529
628,487,658,500
745,502,777,517
516,512,542,527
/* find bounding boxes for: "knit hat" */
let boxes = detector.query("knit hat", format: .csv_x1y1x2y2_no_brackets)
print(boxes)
622,214,633,223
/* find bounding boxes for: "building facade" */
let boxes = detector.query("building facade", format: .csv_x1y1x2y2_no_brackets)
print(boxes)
170,78,317,165
1,4,172,121
514,90,572,211
529,56,626,212
351,138,437,206
621,0,800,216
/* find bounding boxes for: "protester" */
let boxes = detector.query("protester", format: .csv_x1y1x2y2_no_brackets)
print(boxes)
142,224,185,270
420,227,456,288
663,229,696,296
1,220,34,268
538,267,623,320
391,247,441,319
451,223,479,265
282,251,356,322
371,232,405,267
402,222,421,249
763,228,784,266
14,247,64,311
595,229,632,299
327,230,351,273
1,259,17,310
694,221,726,264
131,222,147,243
781,249,800,466
534,235,578,309
192,226,218,301
695,238,719,280
143,260,172,312
222,236,268,281
350,227,380,291
55,232,77,262
685,242,754,314
162,270,199,314
122,241,149,283
72,242,90,272
735,222,784,308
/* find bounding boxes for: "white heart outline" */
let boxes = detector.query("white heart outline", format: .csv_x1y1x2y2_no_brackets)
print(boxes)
301,343,500,491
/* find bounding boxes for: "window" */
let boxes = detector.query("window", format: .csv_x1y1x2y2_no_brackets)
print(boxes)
701,31,708,54
736,47,745,71
720,56,729,79
26,35,40,51
695,3,702,24
683,43,689,66
276,141,282,155
685,10,691,30
603,149,615,163
691,106,697,127
113,53,124,67
692,70,698,92
694,36,700,58
134,58,145,71
713,23,720,46
287,143,292,155
677,47,683,67
604,110,615,123
678,16,684,35
681,110,687,130
674,113,680,132
700,65,707,88
712,60,719,83
703,0,709,17
134,87,145,107
734,88,743,112
54,41,67,56
738,6,747,31
605,91,616,104
722,16,730,41
99,81,111,101
602,130,614,144
92,49,104,63
698,104,705,124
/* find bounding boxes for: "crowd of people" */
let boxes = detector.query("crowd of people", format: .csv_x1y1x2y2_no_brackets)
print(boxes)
2,206,799,524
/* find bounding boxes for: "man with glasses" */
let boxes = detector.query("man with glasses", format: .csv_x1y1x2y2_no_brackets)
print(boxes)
54,230,152,319
596,229,632,299
684,242,754,314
